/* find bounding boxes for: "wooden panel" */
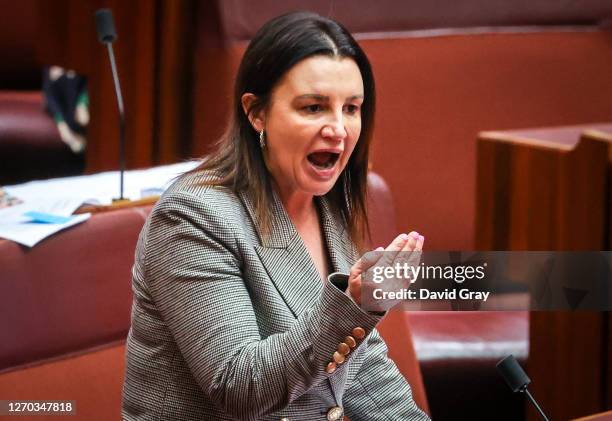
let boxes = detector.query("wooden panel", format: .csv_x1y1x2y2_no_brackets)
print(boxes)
529,312,605,420
608,311,612,410
573,410,612,421
476,125,611,420
476,125,609,250
156,0,197,164
582,128,612,412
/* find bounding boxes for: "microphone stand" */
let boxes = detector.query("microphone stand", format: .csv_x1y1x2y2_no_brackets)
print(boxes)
523,388,549,421
105,42,126,202
95,8,128,203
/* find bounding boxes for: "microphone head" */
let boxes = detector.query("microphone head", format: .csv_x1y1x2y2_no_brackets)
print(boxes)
95,9,117,43
497,355,531,393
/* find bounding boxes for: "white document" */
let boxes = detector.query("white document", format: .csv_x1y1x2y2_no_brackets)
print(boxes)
4,161,199,206
0,161,199,247
0,198,91,247
0,213,90,248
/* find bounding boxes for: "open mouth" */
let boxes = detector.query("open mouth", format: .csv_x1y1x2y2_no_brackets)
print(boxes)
307,151,341,170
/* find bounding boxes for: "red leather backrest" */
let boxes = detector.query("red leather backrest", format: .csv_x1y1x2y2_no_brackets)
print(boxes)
367,172,430,415
213,0,612,42
0,206,151,372
378,311,430,415
366,171,398,248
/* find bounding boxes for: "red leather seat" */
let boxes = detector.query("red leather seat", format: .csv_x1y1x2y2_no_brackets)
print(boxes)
0,92,84,185
0,206,151,420
0,206,151,371
410,311,528,420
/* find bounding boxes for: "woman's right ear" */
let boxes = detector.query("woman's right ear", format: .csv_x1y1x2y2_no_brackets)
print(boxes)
241,93,265,132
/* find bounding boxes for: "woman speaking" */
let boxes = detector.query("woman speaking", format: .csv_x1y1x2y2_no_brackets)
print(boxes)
122,11,428,421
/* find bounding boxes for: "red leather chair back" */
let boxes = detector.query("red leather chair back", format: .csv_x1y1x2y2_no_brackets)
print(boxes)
367,173,430,415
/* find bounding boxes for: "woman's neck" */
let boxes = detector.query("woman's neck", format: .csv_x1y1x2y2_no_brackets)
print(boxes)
273,181,316,226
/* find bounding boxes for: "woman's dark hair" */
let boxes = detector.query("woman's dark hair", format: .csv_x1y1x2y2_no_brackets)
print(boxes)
192,11,375,250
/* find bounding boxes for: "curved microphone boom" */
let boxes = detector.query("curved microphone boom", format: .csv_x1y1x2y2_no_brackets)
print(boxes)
95,9,126,201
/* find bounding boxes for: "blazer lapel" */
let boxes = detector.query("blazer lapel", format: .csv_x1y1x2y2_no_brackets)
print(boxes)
317,196,357,275
239,188,322,318
239,189,361,403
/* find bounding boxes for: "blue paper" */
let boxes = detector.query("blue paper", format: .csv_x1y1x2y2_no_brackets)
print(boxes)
23,211,72,224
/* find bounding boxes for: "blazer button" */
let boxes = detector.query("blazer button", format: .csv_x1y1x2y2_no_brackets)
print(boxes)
337,342,350,355
344,336,356,348
325,361,337,374
327,406,343,421
352,327,366,339
333,351,345,364
280,418,290,421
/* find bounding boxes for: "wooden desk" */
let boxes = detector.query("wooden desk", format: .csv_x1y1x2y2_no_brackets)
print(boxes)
476,123,612,420
73,196,159,215
573,410,612,421
582,128,612,415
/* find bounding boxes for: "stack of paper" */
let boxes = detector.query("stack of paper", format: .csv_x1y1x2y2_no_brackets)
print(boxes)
0,160,200,247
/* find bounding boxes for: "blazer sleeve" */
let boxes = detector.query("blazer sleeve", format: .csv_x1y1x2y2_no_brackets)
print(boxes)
342,329,431,421
140,190,384,420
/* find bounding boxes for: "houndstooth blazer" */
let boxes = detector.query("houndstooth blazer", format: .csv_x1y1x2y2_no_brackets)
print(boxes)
122,170,429,421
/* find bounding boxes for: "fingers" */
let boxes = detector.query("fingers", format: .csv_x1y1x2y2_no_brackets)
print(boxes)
347,231,425,309
349,231,425,282
400,231,420,252
349,233,410,302
386,233,412,252
349,246,384,280
414,235,425,252
390,233,424,284
384,232,412,257
347,274,362,306
363,247,385,265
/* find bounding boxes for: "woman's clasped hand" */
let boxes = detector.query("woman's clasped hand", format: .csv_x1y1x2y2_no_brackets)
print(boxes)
348,232,425,309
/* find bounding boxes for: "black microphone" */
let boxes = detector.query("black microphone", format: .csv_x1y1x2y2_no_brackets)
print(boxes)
497,355,550,421
95,9,117,43
95,8,126,202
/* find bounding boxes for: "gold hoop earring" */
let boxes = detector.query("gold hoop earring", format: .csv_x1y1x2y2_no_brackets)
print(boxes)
259,130,266,149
